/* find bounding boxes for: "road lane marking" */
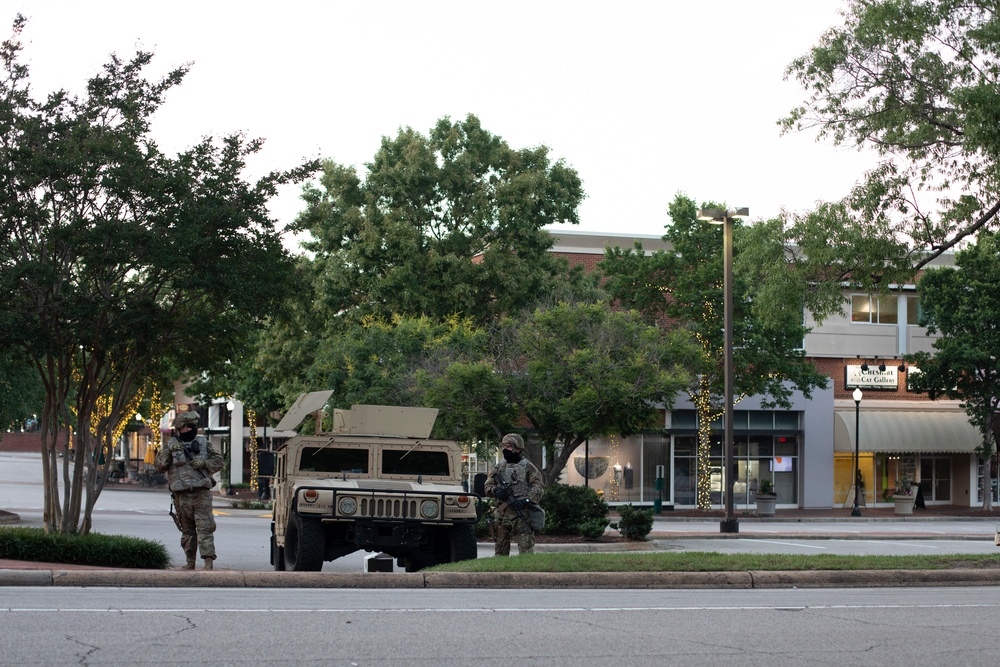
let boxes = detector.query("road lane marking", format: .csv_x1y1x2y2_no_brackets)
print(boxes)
742,539,828,550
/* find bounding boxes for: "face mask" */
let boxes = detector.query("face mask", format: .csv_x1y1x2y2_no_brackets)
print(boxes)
502,449,521,463
178,429,198,443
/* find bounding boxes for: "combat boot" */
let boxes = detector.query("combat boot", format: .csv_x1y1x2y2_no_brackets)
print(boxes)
203,557,215,570
181,560,196,570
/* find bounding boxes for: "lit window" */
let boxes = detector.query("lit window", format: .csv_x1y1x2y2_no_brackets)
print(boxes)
851,294,900,324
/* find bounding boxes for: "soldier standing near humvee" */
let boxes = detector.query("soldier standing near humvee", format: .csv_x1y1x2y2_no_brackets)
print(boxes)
485,433,544,556
154,410,223,570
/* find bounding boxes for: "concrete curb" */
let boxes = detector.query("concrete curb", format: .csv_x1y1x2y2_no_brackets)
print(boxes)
3,568,999,589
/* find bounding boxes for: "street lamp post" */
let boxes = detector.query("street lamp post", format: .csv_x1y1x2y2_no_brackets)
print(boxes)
852,387,863,517
697,206,749,534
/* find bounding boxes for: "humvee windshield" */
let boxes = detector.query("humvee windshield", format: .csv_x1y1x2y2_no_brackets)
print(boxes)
299,447,369,474
382,450,450,476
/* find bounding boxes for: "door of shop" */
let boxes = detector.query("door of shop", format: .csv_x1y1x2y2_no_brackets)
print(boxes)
919,457,951,504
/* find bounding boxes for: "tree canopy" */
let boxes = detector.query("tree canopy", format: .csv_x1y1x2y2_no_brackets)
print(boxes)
906,231,1000,510
291,114,587,325
780,0,1000,271
0,16,315,533
302,302,699,486
259,114,596,404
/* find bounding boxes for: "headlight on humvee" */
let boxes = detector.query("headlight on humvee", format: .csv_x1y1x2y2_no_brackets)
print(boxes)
419,499,439,519
338,496,358,516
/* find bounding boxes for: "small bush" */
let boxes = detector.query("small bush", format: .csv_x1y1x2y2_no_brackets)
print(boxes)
541,484,609,535
611,504,654,541
229,499,271,510
577,517,611,540
474,498,495,538
0,527,170,569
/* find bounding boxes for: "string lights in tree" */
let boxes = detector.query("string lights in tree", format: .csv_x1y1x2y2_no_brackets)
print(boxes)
146,385,167,454
608,435,621,501
693,377,717,511
246,407,258,492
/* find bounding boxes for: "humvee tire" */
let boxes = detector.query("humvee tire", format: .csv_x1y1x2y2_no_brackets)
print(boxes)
283,514,324,571
451,524,478,562
270,530,285,571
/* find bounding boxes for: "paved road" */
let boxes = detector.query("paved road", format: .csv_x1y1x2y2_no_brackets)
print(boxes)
4,586,1000,666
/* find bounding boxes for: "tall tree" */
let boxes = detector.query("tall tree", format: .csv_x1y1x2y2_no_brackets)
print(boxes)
259,114,592,401
601,193,829,509
780,0,1000,271
906,232,1000,511
291,113,585,325
0,17,315,534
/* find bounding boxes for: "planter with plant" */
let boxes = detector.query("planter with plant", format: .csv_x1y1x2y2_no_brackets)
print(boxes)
756,479,777,516
893,475,918,515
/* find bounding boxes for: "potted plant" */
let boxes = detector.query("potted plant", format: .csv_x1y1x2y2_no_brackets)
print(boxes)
893,475,917,515
756,479,777,517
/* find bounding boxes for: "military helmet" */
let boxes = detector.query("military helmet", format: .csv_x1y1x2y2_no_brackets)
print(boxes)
501,433,524,451
172,411,200,428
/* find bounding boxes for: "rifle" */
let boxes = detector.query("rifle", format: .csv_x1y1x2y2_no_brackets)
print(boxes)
169,498,183,532
492,469,531,525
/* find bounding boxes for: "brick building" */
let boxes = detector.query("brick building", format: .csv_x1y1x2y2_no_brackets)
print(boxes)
546,229,994,511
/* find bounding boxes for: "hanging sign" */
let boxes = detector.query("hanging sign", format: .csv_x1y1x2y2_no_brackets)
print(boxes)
845,364,898,390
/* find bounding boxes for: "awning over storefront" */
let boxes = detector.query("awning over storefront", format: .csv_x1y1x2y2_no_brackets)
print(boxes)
833,410,984,453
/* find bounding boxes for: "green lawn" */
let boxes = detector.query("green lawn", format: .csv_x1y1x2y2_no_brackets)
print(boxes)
429,551,1000,573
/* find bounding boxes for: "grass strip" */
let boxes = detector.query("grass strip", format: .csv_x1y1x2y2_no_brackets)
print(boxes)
429,551,1000,573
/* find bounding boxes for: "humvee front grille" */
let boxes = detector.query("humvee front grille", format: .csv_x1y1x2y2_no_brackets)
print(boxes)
360,497,418,519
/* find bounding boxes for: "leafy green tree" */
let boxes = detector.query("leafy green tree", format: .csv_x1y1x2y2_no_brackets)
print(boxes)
423,302,699,486
302,301,698,486
0,17,315,534
290,113,586,325
259,114,594,402
906,232,1000,511
781,0,1000,270
601,193,829,509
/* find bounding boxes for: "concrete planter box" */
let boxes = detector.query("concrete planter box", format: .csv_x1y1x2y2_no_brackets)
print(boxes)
893,493,916,515
756,495,777,517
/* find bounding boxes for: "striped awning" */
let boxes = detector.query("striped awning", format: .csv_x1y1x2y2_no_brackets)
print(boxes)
833,410,985,453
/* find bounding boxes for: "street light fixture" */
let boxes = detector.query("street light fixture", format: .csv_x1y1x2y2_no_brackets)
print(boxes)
852,387,863,517
697,206,749,534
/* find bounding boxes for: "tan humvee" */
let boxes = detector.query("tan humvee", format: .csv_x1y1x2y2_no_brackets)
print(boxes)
269,393,479,572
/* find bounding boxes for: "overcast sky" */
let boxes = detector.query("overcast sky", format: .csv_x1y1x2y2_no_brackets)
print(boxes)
4,1,875,245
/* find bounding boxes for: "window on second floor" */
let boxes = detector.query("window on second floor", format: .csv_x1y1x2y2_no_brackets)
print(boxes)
906,295,923,326
851,294,898,324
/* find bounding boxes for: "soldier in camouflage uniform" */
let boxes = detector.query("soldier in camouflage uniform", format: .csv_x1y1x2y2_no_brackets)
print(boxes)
154,411,223,570
484,433,544,556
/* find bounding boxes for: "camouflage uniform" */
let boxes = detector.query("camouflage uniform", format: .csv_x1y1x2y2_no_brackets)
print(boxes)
154,412,223,569
485,434,544,556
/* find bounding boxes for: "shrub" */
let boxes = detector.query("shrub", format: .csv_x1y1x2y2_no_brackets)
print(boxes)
541,483,609,535
229,499,271,510
474,498,495,538
611,503,654,541
0,527,170,569
577,517,611,540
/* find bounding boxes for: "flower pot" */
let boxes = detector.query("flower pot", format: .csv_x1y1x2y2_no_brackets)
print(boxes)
893,494,916,515
756,494,777,517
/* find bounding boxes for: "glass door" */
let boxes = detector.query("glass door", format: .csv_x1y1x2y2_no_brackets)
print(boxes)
919,457,951,503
